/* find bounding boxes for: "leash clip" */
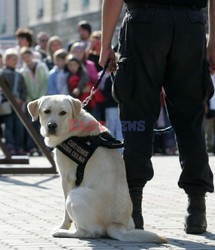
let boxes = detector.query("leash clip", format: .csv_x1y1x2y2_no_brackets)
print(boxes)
81,87,97,108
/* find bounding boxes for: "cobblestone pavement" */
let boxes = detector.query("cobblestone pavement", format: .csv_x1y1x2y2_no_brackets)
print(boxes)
0,156,215,250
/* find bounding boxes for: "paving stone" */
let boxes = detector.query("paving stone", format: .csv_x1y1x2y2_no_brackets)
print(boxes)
0,156,214,250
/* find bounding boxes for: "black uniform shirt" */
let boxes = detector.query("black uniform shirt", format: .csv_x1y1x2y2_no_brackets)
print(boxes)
124,0,208,8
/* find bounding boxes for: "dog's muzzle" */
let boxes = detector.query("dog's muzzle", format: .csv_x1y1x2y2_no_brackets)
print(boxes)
47,122,57,135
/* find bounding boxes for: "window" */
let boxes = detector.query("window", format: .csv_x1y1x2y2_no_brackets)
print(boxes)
62,0,69,12
37,0,44,18
1,23,6,34
82,0,90,10
0,1,7,34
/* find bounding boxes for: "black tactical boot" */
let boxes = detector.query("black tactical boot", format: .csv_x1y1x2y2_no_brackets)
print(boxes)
184,195,207,234
129,187,144,229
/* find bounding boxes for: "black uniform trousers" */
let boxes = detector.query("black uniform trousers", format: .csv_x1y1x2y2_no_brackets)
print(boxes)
113,3,214,195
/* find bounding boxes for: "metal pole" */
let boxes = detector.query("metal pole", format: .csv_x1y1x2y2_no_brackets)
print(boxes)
15,0,19,31
0,74,56,174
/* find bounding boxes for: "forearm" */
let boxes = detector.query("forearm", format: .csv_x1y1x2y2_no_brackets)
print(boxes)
208,0,215,43
101,0,124,49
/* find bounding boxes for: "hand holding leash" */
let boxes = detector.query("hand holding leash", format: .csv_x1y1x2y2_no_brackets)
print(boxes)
99,47,117,73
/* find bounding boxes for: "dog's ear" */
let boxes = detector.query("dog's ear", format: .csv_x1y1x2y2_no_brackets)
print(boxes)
68,96,82,118
27,99,39,122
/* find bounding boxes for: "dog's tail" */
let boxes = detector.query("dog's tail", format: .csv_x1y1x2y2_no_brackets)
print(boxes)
107,224,167,243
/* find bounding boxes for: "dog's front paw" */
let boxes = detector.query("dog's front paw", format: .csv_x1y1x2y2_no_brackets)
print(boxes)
52,227,67,237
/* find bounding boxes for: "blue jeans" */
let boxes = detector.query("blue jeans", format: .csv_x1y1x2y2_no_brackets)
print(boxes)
105,107,123,154
4,111,25,150
105,107,123,141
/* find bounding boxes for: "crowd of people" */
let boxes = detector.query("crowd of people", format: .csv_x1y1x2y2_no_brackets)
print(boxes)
0,21,122,156
0,20,214,157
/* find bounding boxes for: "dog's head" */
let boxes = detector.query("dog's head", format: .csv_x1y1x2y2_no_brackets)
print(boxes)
27,95,82,143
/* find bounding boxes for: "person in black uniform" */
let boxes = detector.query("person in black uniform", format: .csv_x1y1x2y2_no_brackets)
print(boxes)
99,0,215,234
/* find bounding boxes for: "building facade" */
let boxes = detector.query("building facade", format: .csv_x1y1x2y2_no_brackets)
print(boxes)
0,0,103,44
28,0,103,45
0,0,127,51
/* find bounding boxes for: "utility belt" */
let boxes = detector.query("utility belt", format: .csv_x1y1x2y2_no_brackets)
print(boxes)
126,2,202,11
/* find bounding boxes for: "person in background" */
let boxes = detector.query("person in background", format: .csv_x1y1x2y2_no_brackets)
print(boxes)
20,47,49,156
47,49,69,95
87,30,109,120
35,31,50,60
205,99,215,153
88,30,103,72
0,48,27,156
154,90,176,155
67,55,104,113
0,52,3,68
67,55,88,100
77,20,92,48
208,73,215,153
70,42,98,84
45,36,63,70
102,75,123,145
15,27,41,68
0,51,3,137
70,42,104,119
15,28,34,49
67,20,92,52
204,33,215,154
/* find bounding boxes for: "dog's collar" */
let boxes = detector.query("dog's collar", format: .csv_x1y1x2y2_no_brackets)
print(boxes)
56,132,124,186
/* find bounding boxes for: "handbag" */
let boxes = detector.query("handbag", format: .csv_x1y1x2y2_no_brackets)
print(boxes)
0,72,19,116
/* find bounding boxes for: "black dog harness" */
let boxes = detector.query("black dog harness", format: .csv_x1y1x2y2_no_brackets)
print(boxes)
57,132,124,186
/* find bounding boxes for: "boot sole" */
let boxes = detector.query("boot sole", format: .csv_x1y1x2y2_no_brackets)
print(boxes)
185,226,206,234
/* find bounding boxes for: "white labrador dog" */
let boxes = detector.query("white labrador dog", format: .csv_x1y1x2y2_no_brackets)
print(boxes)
27,95,166,243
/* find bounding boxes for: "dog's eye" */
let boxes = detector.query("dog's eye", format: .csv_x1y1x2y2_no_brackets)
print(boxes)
59,111,67,116
44,109,51,114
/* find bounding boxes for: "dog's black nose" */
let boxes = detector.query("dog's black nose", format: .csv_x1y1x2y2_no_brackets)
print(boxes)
48,122,57,133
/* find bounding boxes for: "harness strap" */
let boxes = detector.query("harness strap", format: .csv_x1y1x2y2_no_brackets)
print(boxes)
57,132,124,186
75,136,102,186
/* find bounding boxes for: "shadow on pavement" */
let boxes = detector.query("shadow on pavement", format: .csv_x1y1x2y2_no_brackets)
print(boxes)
167,235,215,249
203,231,215,240
0,175,59,189
77,238,163,249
